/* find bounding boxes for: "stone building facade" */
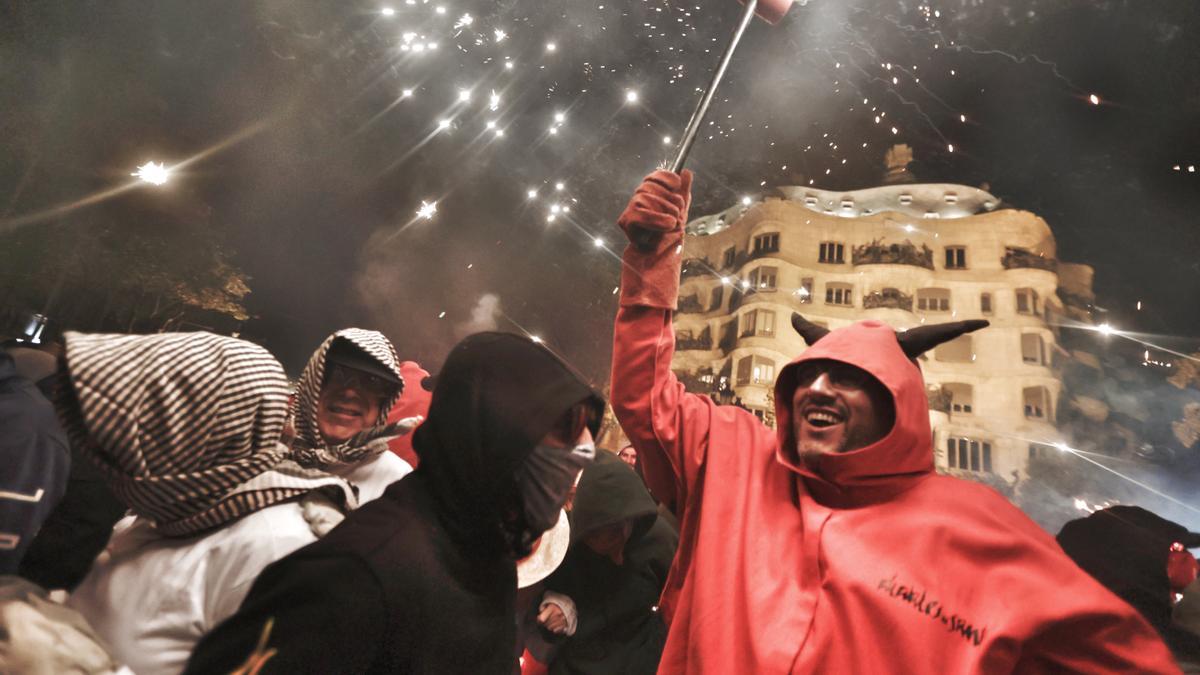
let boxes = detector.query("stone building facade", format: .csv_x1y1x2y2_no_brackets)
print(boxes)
672,166,1085,481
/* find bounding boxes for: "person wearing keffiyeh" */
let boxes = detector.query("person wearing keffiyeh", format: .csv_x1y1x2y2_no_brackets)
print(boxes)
186,332,603,674
286,328,420,504
55,331,360,675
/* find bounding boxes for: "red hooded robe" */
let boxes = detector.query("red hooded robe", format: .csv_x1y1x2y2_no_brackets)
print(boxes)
611,202,1179,673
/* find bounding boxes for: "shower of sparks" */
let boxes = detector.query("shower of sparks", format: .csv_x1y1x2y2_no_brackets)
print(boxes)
132,161,170,185
493,28,507,43
454,13,474,30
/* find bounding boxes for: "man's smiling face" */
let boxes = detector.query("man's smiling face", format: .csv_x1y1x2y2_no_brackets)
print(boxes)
316,364,390,444
790,359,895,462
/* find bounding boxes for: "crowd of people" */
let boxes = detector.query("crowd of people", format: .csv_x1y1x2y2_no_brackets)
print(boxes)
1,171,1199,673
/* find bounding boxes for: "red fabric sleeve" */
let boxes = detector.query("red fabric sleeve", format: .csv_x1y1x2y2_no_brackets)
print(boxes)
1015,602,1182,674
610,299,716,517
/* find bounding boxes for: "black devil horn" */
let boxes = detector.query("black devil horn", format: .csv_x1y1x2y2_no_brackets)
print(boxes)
896,320,989,358
791,313,831,346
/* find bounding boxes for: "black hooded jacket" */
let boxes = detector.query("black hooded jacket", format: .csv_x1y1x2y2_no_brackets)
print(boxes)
544,451,678,675
186,333,603,675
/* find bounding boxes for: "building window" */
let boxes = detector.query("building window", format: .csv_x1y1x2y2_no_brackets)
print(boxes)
710,285,724,311
825,283,853,307
898,194,913,205
722,247,737,270
804,196,819,207
944,382,973,414
981,292,993,315
840,198,855,209
819,242,845,264
916,288,951,312
1029,443,1055,459
936,335,974,363
1021,333,1046,366
740,309,776,338
944,246,967,269
947,437,993,473
736,357,752,386
944,192,959,204
1016,288,1039,315
924,211,941,219
753,232,780,255
751,356,775,384
797,278,813,304
749,266,778,291
1023,386,1051,420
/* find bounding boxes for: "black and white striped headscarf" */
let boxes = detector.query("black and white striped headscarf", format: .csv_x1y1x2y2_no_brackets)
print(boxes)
54,331,357,537
288,328,405,470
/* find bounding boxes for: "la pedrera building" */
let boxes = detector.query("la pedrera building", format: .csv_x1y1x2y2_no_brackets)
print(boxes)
672,145,1096,482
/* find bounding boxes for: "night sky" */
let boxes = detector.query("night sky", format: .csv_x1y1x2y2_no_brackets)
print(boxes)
2,0,1198,385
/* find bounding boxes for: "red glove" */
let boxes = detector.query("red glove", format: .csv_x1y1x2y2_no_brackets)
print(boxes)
618,170,693,244
1167,542,1199,593
617,170,694,310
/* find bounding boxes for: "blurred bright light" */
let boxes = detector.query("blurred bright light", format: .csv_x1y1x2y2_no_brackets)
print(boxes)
625,90,639,103
132,161,170,186
415,200,438,220
381,7,396,17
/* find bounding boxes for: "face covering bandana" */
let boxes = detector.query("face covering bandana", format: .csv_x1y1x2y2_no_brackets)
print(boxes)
515,442,596,537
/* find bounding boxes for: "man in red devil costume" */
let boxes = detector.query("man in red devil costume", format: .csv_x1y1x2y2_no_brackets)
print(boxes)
610,170,1181,673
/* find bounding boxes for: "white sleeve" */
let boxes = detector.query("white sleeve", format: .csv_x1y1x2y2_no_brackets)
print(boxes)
540,591,578,636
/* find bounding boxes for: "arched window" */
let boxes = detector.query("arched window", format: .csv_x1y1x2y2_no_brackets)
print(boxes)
917,288,951,312
943,383,974,414
936,335,974,363
1023,386,1052,420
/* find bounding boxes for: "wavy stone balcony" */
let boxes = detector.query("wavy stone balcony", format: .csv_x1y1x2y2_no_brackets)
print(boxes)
1002,248,1058,273
863,288,914,312
852,239,934,270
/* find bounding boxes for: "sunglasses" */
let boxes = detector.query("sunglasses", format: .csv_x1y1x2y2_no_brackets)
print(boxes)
792,360,873,391
326,364,395,398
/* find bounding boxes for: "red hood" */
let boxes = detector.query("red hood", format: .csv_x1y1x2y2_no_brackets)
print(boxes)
387,361,433,467
774,320,933,504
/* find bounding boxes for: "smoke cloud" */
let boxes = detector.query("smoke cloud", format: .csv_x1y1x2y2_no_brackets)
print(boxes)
457,293,502,338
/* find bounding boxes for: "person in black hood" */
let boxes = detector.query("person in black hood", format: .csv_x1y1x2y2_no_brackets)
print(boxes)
539,450,678,675
186,332,604,675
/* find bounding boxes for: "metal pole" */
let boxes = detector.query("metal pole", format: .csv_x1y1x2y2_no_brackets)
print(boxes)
670,0,760,173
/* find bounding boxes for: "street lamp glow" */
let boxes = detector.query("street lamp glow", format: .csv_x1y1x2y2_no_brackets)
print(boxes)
593,237,605,248
741,196,752,206
132,161,170,186
1097,323,1116,336
625,90,639,103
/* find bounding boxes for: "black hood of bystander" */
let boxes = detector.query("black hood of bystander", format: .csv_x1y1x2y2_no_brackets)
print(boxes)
413,332,603,555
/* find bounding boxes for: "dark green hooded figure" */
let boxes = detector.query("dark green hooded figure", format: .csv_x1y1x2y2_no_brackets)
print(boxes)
544,450,678,675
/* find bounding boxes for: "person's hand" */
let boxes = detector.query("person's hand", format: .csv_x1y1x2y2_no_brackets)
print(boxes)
537,603,569,634
618,170,693,250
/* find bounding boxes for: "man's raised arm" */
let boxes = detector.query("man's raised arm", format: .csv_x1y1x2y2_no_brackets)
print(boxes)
610,170,719,515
